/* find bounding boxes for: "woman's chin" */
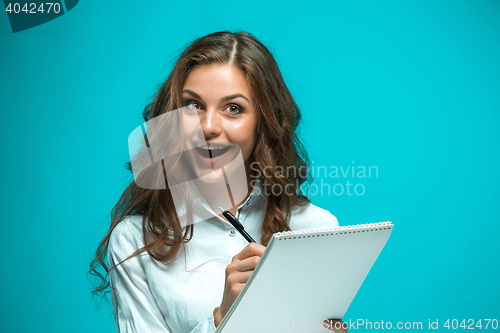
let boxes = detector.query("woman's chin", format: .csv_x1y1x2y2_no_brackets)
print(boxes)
196,168,224,183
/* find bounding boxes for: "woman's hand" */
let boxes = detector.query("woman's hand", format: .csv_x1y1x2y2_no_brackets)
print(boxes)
214,242,266,327
323,319,348,332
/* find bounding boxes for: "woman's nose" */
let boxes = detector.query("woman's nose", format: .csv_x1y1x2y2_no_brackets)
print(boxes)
199,108,222,139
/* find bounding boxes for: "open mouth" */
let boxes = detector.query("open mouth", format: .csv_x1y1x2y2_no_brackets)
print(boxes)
195,146,231,159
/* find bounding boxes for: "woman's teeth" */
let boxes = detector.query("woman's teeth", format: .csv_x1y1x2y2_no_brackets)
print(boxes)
196,145,230,158
198,145,227,150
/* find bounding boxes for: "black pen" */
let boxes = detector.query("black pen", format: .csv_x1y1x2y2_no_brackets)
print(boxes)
218,206,256,243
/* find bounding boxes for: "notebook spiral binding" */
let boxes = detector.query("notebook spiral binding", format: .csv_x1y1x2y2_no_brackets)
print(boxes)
274,221,393,241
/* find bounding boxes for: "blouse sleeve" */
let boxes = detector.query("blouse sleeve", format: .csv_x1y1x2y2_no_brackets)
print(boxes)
107,220,217,333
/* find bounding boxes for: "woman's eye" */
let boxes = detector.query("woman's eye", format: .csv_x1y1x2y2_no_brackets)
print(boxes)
185,101,201,110
225,104,243,115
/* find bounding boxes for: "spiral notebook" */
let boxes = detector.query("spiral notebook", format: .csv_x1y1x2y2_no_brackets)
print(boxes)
216,221,394,333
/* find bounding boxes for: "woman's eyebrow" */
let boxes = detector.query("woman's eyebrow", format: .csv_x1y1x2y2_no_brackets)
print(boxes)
183,89,204,102
183,89,249,103
220,94,249,103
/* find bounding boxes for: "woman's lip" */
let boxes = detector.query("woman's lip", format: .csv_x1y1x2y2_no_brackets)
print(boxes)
195,147,232,166
193,141,231,149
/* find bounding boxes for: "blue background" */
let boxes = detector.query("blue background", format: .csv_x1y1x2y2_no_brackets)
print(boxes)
1,1,498,332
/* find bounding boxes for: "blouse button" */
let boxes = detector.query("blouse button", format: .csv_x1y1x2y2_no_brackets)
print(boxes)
229,229,236,237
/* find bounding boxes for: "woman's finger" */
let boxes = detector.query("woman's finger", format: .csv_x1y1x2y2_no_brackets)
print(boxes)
231,242,265,262
228,270,253,284
236,255,261,272
323,319,348,332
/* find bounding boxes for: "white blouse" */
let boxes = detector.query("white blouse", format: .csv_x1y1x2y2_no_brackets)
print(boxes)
107,179,339,333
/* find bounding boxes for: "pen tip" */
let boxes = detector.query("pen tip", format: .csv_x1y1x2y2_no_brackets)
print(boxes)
218,206,224,213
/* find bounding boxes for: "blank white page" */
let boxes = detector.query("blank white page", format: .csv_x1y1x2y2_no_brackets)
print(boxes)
216,222,393,333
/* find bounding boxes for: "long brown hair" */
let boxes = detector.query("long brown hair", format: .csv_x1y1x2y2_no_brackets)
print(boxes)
88,30,312,303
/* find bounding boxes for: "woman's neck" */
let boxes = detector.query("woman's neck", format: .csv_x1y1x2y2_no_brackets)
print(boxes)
194,162,257,218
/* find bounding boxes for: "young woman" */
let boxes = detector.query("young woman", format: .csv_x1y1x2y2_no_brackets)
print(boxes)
89,31,346,333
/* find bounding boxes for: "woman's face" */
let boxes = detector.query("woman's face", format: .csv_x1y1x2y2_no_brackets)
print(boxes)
182,63,258,183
